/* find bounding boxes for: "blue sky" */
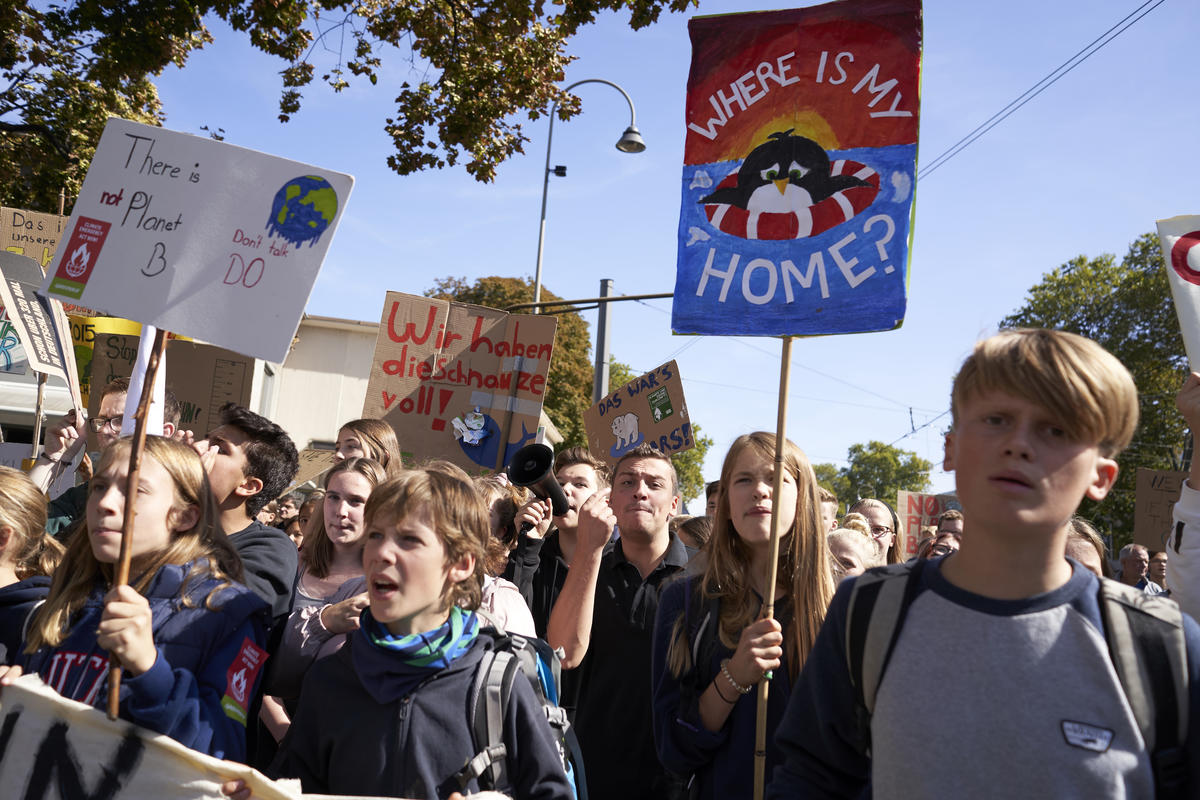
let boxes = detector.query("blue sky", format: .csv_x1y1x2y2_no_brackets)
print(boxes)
153,0,1197,504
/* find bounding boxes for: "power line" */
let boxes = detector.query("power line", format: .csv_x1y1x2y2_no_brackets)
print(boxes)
918,0,1166,180
617,292,941,413
889,409,951,447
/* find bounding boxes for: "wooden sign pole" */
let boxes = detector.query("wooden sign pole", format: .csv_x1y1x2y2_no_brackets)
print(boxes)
106,328,168,720
753,335,793,800
30,373,47,460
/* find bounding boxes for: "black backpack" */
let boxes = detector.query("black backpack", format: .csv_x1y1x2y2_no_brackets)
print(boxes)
844,560,1189,799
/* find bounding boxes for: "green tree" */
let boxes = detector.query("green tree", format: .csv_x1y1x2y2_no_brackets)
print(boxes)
814,441,931,508
608,358,713,505
812,462,849,513
999,233,1187,546
0,3,164,210
0,0,696,190
426,276,592,449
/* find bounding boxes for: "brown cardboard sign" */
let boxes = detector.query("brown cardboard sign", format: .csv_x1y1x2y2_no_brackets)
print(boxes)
0,207,66,270
895,490,960,560
1134,467,1188,551
282,448,339,495
88,332,252,447
362,291,557,474
165,340,253,435
584,360,693,468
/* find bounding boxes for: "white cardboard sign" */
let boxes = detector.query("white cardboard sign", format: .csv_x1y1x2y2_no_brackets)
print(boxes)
0,674,302,800
39,118,354,363
1158,215,1200,370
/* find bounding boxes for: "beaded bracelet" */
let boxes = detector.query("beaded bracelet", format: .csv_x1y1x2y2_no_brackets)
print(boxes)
720,658,753,695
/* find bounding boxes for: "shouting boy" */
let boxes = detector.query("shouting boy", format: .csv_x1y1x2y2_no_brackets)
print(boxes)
769,329,1200,798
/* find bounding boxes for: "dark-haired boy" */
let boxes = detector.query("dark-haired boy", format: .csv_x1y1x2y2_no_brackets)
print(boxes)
194,404,300,772
521,446,613,637
195,403,299,625
769,329,1200,798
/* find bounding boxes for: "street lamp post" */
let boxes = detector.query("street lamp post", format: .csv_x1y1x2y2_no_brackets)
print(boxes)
532,79,645,313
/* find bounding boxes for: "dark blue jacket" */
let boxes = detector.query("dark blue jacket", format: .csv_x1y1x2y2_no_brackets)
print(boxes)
273,616,573,799
0,575,50,665
21,560,269,762
652,576,793,800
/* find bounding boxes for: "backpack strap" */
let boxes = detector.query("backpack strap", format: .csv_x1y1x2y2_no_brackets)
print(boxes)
1098,578,1189,799
458,637,521,792
845,560,926,754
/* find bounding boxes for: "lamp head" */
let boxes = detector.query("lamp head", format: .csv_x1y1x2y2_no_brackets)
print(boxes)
616,126,646,153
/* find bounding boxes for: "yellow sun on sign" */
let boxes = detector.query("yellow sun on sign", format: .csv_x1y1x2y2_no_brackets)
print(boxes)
719,110,840,162
756,110,839,151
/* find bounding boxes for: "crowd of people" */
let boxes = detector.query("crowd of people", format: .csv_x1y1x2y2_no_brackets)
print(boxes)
0,326,1197,798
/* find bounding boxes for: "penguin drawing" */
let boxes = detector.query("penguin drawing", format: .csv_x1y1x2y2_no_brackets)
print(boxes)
701,130,870,214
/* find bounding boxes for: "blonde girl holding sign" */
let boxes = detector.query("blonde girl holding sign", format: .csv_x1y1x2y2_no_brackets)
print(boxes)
1,436,269,762
652,432,835,799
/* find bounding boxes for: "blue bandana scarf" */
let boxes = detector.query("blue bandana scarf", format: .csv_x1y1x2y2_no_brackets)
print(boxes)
365,606,479,670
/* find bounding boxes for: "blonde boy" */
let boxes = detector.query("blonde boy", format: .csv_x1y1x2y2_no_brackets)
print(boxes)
769,329,1200,798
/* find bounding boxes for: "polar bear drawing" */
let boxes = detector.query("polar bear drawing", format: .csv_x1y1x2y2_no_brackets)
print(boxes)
611,412,640,451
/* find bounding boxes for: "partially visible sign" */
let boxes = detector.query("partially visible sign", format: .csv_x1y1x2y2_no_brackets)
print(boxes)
39,118,353,362
584,360,694,468
282,448,339,495
0,252,81,407
0,306,29,375
165,340,253,435
0,442,75,497
895,489,959,560
672,0,922,337
87,332,252,447
1158,215,1200,370
69,315,143,407
1134,467,1187,551
0,206,66,270
362,291,557,474
0,674,302,799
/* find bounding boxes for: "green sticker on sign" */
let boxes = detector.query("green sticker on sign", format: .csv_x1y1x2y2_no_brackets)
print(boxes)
647,387,673,422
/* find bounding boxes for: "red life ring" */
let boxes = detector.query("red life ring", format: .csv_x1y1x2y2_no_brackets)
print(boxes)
702,160,880,240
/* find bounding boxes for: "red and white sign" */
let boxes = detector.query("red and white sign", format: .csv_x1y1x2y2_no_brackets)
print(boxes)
1158,215,1200,369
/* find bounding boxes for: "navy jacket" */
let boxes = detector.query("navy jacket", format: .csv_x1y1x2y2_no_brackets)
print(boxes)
228,520,298,627
0,575,50,665
652,577,793,800
273,618,573,799
21,561,269,762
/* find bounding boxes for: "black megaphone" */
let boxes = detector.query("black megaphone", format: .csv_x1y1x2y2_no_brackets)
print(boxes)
506,442,569,517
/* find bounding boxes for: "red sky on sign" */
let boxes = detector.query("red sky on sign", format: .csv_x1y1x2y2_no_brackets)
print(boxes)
685,0,921,165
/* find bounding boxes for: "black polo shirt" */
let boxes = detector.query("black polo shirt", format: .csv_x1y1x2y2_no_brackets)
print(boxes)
571,533,690,800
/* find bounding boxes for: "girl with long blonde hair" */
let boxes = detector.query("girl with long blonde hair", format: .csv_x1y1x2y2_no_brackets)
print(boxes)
1,437,268,761
652,432,836,798
0,466,63,664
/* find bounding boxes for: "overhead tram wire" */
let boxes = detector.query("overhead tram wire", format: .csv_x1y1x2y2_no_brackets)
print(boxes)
918,0,1167,180
618,291,940,414
888,409,952,447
